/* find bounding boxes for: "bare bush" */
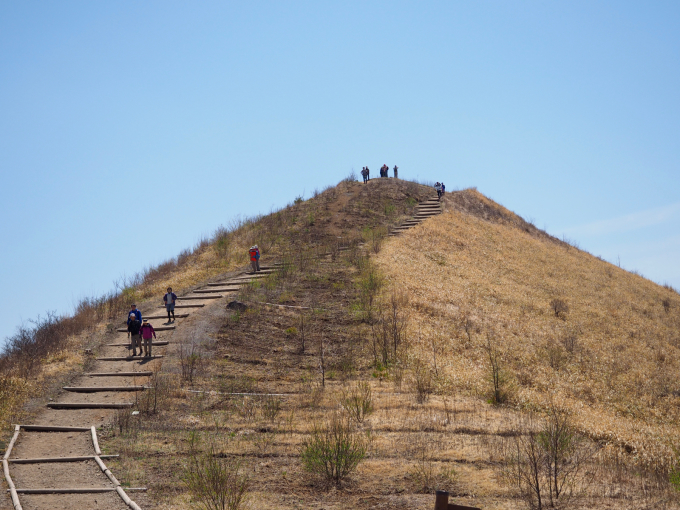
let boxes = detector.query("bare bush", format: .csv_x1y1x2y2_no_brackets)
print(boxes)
497,409,594,509
340,381,374,423
408,433,458,493
371,290,409,364
180,337,203,386
483,331,511,405
662,298,671,313
300,412,369,486
549,299,569,318
262,395,282,423
183,443,250,510
560,332,578,354
410,359,433,404
137,369,174,415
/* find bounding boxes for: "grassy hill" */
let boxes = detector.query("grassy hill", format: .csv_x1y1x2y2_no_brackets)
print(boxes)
2,178,679,509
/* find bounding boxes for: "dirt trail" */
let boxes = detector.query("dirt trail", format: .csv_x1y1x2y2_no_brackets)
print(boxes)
1,267,272,510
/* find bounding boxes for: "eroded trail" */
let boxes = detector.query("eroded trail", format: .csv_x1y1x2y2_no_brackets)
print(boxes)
2,266,279,510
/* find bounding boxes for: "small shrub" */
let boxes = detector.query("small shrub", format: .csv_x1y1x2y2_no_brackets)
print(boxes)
341,170,357,183
408,433,458,493
483,332,511,405
138,370,174,415
234,397,257,421
410,360,433,404
560,332,578,354
284,327,298,337
549,299,569,318
544,339,565,371
300,412,368,486
294,196,303,205
662,298,671,313
183,444,250,510
219,375,256,395
340,381,374,423
262,395,282,423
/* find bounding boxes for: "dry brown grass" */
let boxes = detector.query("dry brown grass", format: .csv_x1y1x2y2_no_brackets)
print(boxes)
374,189,680,474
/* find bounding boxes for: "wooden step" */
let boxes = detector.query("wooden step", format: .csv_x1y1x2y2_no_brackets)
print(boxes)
117,325,174,332
14,488,119,494
178,295,222,300
207,281,246,287
18,425,91,432
9,455,119,464
138,313,189,320
84,372,153,377
63,386,145,392
46,402,134,409
106,341,169,347
96,355,164,361
175,303,205,308
193,288,240,293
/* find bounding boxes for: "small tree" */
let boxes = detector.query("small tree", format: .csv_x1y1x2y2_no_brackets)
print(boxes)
300,412,368,486
498,408,593,510
483,331,510,404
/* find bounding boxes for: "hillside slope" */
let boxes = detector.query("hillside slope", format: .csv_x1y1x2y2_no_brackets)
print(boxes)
3,180,678,510
376,188,680,468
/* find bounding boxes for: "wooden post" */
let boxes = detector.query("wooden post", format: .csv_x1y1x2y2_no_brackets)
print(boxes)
434,490,449,510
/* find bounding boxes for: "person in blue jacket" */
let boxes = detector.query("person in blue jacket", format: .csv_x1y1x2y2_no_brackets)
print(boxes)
127,304,142,324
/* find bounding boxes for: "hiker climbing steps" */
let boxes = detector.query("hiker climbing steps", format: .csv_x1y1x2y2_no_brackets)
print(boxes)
389,197,443,237
2,262,281,510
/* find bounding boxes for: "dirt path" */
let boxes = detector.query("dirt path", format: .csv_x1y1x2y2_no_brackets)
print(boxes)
2,266,276,510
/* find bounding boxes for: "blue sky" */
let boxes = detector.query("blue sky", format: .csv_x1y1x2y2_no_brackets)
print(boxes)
1,1,679,345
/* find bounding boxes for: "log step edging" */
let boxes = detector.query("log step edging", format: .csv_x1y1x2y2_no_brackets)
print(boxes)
8,455,119,464
85,372,153,377
47,403,134,409
63,386,146,393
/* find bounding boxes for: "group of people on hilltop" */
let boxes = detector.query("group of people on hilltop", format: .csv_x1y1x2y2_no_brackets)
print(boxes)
361,164,398,183
435,182,446,201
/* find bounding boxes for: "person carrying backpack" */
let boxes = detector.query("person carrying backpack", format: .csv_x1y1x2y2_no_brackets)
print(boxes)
127,308,142,356
441,182,446,197
163,287,177,323
249,245,261,272
140,319,156,357
435,182,442,201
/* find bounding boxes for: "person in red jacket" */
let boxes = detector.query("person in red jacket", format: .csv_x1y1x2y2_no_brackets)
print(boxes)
249,245,261,273
140,319,156,357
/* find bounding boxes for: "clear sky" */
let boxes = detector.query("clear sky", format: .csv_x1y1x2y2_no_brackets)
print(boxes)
1,1,679,345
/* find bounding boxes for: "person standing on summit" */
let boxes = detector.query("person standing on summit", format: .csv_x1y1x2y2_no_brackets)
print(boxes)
393,165,398,179
435,182,442,201
249,245,261,272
